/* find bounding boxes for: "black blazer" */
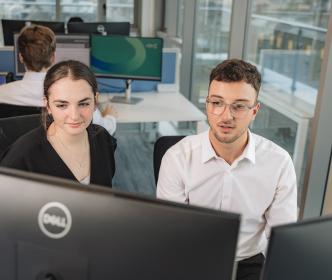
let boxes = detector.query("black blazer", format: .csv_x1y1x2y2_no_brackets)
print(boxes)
0,124,116,187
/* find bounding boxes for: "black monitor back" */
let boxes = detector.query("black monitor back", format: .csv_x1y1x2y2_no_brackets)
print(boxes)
261,216,332,280
1,19,65,46
0,168,240,280
2,19,26,46
31,20,65,34
67,21,130,35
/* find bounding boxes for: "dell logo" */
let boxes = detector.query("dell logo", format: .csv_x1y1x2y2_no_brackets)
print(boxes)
43,213,67,228
97,24,106,35
38,202,72,239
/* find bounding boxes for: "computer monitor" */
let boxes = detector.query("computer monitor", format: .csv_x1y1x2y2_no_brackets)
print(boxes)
1,19,26,46
0,167,240,280
67,21,130,36
90,34,163,104
14,34,90,75
1,19,65,46
31,20,65,34
261,216,332,280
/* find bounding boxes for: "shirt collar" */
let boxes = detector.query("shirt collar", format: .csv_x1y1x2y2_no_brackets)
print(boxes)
201,129,256,164
201,130,218,163
23,71,47,81
239,130,256,164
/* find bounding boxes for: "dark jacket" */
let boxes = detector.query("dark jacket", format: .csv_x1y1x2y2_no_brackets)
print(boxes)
0,124,116,187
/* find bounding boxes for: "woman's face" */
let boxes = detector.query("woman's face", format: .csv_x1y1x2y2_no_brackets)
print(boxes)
46,77,95,136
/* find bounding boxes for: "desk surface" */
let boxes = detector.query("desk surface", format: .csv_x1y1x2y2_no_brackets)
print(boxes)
99,92,206,123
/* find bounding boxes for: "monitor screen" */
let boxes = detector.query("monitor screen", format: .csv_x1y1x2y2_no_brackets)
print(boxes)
261,216,332,280
90,35,163,81
0,167,240,280
67,22,130,36
14,34,90,75
1,19,65,46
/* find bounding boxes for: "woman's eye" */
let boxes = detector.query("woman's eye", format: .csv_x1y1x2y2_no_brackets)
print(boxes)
56,104,67,109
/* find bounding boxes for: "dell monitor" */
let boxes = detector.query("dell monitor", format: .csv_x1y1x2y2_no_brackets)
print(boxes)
1,19,65,46
0,167,240,280
67,21,130,36
90,34,163,104
261,216,332,280
14,33,90,75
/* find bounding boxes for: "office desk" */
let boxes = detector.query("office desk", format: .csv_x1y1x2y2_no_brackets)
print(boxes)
99,92,207,133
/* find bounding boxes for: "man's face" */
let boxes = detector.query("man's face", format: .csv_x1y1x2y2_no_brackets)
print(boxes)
206,80,260,145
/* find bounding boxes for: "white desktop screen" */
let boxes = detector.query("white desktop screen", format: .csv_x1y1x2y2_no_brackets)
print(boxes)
14,34,90,75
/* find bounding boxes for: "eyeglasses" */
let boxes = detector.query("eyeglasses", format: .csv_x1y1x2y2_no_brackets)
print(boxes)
206,97,257,118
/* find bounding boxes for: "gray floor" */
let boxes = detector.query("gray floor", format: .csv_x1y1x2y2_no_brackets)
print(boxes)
112,131,156,198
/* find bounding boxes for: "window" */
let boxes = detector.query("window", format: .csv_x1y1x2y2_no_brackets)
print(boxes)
0,0,56,21
191,0,233,106
106,0,134,24
244,0,331,204
59,0,98,23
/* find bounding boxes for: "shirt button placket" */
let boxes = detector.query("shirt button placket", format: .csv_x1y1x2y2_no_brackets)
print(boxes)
221,169,232,210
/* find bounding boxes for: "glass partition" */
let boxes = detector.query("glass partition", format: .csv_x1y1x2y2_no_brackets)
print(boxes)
244,0,331,204
191,0,233,106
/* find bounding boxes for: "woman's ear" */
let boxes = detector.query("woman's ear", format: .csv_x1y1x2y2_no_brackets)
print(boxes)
94,92,99,110
18,53,24,64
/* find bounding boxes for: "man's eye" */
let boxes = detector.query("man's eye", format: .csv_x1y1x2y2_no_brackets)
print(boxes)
79,103,90,107
232,104,246,111
212,101,223,107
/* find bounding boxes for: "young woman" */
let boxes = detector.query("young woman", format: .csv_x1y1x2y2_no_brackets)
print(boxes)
0,60,116,187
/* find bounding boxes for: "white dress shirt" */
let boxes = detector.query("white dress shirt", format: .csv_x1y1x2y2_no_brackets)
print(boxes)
0,71,116,134
157,130,297,261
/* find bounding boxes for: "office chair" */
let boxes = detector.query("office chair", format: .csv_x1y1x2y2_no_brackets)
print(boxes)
153,135,185,185
0,103,41,118
0,114,40,158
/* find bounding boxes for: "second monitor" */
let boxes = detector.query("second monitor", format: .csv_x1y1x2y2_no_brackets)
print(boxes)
90,34,163,104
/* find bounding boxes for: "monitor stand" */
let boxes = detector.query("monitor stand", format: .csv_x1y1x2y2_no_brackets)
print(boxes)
111,79,143,104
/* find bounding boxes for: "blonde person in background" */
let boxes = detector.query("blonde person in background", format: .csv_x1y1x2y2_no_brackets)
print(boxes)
0,24,117,135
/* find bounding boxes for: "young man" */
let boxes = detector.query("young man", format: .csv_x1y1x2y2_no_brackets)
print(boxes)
157,59,297,280
0,24,116,134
